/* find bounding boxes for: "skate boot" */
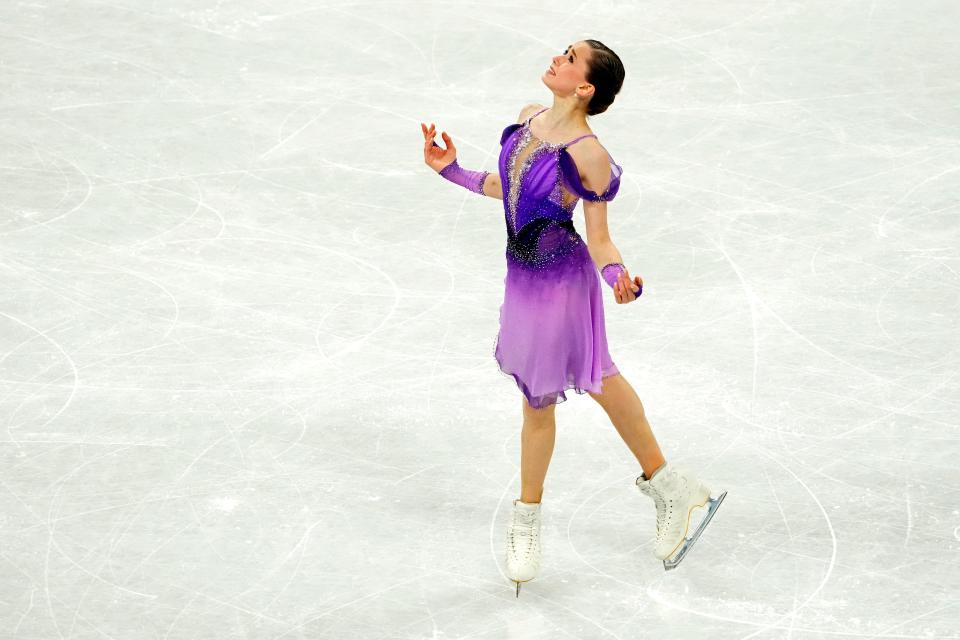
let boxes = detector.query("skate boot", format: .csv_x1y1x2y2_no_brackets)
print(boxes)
635,462,727,571
505,498,542,597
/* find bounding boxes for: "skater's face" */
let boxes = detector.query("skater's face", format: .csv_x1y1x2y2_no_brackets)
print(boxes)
543,41,593,98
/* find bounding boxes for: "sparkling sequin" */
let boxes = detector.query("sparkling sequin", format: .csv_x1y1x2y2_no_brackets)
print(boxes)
474,171,490,194
504,131,526,231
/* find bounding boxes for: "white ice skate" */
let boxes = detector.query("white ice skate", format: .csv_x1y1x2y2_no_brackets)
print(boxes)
635,462,727,571
505,498,542,596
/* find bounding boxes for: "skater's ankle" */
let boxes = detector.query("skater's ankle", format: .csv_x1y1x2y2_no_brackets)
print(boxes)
643,461,666,481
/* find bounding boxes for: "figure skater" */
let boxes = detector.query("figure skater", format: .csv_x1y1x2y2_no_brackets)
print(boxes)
420,39,726,596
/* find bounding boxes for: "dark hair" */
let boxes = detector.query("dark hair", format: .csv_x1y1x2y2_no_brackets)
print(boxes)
583,39,625,116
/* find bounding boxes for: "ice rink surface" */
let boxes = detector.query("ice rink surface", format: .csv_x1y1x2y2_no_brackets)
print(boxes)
1,1,958,638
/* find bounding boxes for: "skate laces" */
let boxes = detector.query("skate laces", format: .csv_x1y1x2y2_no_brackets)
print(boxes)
653,494,667,540
511,508,538,532
638,478,667,539
652,472,680,541
509,507,539,550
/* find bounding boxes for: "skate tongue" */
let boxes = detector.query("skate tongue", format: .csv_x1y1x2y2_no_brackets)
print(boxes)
648,463,668,482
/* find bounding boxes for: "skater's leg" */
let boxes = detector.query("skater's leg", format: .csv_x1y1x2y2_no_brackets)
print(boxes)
588,373,666,480
519,396,556,503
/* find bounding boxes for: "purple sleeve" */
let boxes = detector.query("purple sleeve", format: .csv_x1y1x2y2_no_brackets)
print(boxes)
500,123,522,145
434,142,489,194
558,148,623,202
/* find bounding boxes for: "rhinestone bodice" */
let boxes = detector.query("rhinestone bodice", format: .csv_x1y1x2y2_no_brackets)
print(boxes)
505,126,571,232
498,115,588,270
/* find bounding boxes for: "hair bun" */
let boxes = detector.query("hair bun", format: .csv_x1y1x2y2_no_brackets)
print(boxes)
583,40,625,117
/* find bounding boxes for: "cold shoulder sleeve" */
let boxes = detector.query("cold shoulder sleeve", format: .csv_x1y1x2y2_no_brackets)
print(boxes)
500,123,522,146
558,147,623,202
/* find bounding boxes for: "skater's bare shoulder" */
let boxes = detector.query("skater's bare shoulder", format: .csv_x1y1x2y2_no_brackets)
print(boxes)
516,103,548,124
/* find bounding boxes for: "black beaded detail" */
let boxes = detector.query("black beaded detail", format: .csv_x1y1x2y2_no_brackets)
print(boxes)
506,218,581,270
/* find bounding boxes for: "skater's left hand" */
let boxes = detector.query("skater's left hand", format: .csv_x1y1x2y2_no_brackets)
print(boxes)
614,269,643,304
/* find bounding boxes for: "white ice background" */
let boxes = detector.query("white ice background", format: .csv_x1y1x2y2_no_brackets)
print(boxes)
1,1,958,638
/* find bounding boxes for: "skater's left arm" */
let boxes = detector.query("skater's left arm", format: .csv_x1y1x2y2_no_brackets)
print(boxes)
577,150,642,304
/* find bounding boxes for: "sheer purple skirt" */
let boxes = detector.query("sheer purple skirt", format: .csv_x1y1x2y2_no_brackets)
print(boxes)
493,237,619,408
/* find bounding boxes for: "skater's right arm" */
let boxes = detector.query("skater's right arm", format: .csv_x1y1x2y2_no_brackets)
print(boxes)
422,121,502,199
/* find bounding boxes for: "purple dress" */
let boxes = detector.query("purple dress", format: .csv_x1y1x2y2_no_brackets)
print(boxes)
493,107,624,408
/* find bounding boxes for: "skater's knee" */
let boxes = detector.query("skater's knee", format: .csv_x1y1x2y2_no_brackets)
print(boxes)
590,374,644,418
521,398,556,425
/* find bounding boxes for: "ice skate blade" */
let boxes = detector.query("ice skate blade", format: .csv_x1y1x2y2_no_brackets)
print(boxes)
663,490,727,572
513,578,533,597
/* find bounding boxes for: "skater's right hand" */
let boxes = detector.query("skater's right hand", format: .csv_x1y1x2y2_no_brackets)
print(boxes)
422,122,457,173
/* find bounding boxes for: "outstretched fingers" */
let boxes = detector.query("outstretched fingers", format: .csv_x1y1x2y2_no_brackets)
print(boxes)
440,130,455,153
421,122,436,148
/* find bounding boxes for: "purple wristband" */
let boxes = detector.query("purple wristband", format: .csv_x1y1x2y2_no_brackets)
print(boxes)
600,262,625,289
601,262,642,297
435,142,489,194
